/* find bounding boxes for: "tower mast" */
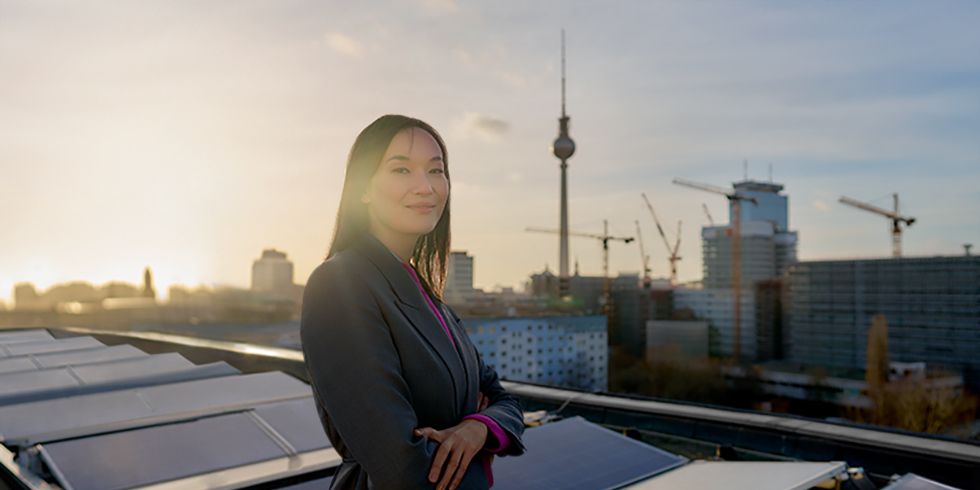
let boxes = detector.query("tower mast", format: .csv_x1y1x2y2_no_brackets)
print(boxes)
552,29,576,298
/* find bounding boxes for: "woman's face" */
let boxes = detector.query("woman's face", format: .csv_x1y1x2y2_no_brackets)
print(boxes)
362,127,449,240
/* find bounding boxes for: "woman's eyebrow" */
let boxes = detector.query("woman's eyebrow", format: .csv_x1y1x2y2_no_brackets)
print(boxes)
384,155,443,163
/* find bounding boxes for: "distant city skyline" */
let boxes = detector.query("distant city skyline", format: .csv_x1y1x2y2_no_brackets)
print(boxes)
2,1,979,303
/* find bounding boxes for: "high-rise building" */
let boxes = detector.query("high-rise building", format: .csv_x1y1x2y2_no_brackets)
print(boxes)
251,249,294,301
687,179,797,361
445,251,477,304
703,180,798,289
674,286,756,359
785,255,980,388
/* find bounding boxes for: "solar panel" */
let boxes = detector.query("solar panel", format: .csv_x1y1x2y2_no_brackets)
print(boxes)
252,397,332,453
882,473,960,490
0,336,103,358
37,398,338,490
278,475,335,489
0,357,38,374
0,329,53,344
492,416,687,490
39,411,306,490
30,344,147,369
0,371,313,447
0,344,148,374
622,461,847,490
0,354,240,404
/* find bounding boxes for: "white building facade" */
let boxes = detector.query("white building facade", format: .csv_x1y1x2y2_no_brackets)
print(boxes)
462,315,608,392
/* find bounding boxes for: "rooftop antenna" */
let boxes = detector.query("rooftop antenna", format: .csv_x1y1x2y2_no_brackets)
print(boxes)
965,244,973,256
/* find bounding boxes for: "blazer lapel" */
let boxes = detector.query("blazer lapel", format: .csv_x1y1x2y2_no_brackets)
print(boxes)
440,303,479,412
351,233,466,414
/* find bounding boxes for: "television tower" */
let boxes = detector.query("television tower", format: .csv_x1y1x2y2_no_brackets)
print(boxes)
552,30,576,298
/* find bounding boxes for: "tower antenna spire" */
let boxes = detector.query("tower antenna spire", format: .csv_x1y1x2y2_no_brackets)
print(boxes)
561,28,567,117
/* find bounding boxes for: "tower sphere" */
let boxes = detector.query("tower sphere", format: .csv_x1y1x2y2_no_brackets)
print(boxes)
552,135,575,160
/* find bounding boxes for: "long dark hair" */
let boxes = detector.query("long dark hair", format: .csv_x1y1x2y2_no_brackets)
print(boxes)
326,114,451,301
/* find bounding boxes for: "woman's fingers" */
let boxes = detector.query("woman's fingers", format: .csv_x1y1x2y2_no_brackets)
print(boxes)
428,438,453,483
447,448,477,490
436,445,463,490
423,421,485,488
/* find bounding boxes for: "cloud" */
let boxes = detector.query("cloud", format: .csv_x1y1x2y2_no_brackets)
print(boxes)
419,0,459,14
324,32,363,58
452,47,474,66
451,112,510,142
496,70,527,88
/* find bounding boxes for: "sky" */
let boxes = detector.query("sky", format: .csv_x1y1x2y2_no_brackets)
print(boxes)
1,1,979,304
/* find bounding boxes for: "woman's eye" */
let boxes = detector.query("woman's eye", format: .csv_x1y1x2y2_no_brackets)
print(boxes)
392,167,410,174
429,168,445,175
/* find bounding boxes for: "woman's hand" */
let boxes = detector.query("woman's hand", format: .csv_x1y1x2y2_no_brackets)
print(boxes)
413,391,492,490
414,419,487,490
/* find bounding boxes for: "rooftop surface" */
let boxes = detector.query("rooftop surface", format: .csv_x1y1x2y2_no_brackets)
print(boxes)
0,326,975,489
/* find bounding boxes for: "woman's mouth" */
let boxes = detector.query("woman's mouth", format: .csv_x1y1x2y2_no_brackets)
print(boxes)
406,204,437,214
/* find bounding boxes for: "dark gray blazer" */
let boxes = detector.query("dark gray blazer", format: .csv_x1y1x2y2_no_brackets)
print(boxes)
300,232,526,489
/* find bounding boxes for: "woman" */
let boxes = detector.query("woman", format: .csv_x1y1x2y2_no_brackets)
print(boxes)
300,114,527,490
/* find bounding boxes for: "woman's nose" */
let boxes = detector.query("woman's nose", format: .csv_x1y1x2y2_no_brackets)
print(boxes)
411,174,435,195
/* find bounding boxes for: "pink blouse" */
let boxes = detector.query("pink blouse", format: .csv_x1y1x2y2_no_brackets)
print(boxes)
401,262,511,487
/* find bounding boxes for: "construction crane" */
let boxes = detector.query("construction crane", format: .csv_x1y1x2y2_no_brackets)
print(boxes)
634,220,652,289
526,220,634,314
702,203,715,226
640,193,682,284
672,178,757,364
838,194,915,257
